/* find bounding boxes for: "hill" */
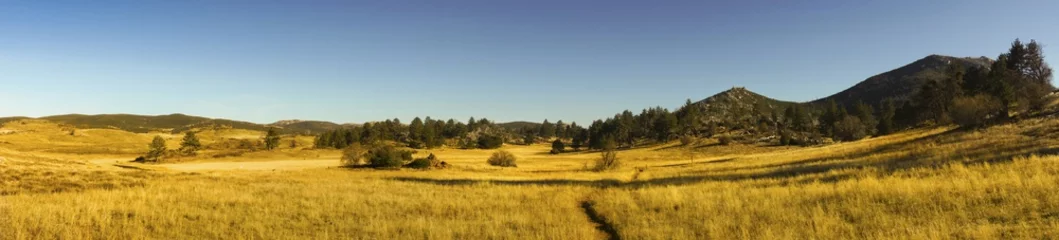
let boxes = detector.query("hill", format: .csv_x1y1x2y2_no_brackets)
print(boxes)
30,113,341,134
497,121,541,130
679,87,799,128
268,120,343,135
811,54,993,107
40,113,210,133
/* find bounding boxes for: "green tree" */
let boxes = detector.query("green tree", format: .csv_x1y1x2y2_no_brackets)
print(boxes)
180,132,201,150
678,99,702,136
853,101,877,136
877,99,897,135
550,139,565,154
539,119,555,139
264,128,281,150
408,117,424,143
179,131,201,155
146,136,167,162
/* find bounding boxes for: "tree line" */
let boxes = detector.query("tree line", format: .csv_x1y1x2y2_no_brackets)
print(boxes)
312,39,1050,151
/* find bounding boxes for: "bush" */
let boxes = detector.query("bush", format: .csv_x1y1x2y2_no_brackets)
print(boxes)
593,150,621,172
950,94,1003,128
340,143,368,167
368,145,412,168
550,139,565,154
833,115,868,141
679,135,698,146
487,150,517,167
405,158,433,169
478,135,504,149
717,135,733,145
779,131,792,146
405,153,444,169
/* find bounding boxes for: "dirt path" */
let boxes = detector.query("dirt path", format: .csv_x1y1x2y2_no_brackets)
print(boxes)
580,200,621,240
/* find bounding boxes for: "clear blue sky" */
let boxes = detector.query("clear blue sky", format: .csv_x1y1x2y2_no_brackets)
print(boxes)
2,1,1056,124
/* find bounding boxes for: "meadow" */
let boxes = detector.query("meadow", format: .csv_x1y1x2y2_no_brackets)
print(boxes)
3,117,1059,239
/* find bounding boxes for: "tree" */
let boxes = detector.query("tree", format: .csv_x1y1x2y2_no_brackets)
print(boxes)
180,131,201,154
550,139,565,154
678,99,702,136
950,94,1004,128
833,115,867,141
555,120,566,139
340,143,368,167
368,145,412,168
477,135,504,149
539,119,555,139
853,101,877,136
571,127,587,151
146,136,167,162
264,128,281,150
408,117,424,143
877,99,897,135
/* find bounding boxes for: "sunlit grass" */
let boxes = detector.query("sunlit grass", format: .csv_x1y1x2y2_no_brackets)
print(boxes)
3,118,1059,239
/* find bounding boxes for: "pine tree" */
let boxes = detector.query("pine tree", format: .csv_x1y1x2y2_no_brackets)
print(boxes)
264,128,281,150
409,117,424,143
180,131,201,153
854,101,877,136
146,136,167,162
539,119,555,139
877,99,897,135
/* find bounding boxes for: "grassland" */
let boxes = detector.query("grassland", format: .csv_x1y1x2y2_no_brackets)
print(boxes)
3,117,1059,239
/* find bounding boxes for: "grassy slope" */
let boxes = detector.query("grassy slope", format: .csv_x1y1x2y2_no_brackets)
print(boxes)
3,117,1059,239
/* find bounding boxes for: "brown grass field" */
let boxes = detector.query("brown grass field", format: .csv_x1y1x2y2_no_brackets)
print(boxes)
3,117,1059,239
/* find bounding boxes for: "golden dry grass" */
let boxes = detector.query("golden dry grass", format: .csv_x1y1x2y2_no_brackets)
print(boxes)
3,118,1059,239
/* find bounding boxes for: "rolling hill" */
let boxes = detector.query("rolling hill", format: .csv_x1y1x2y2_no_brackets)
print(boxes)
811,55,993,107
1,54,996,137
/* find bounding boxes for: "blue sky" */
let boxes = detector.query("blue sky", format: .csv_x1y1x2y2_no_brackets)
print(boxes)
1,1,1056,124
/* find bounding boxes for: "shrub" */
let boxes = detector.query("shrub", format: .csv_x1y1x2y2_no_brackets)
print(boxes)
950,94,1003,128
487,150,517,167
550,139,565,154
834,115,867,141
368,145,412,168
340,143,368,167
679,135,698,146
593,150,621,172
779,131,792,146
211,150,244,158
406,153,443,169
477,135,504,149
717,135,733,145
405,158,433,169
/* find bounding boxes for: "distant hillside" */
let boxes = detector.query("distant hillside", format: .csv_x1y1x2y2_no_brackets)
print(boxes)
28,113,341,134
41,113,210,133
268,120,343,135
811,55,993,107
497,121,541,130
680,87,799,126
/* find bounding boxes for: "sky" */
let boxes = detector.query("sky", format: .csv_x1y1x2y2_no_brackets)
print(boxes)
1,1,1057,125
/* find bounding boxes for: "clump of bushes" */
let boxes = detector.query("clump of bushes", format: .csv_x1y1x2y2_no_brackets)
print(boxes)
950,94,1003,128
487,150,517,167
717,135,733,145
477,135,504,149
341,143,369,166
211,150,245,158
592,150,621,172
405,153,448,169
550,139,565,154
367,145,413,168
